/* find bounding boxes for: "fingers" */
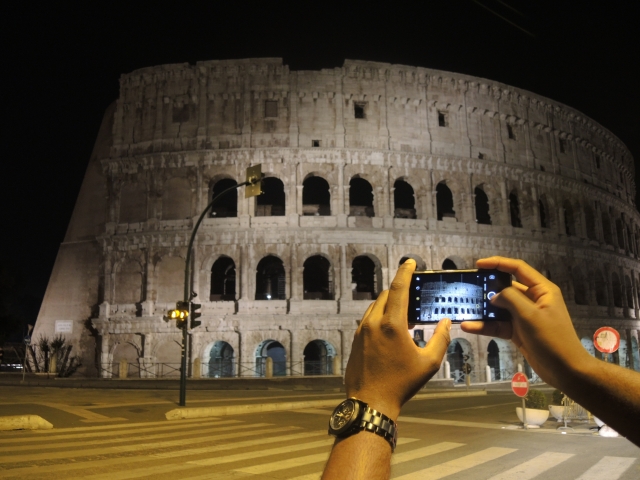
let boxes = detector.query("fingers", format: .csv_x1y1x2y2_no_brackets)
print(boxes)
476,256,547,289
461,320,513,340
422,318,451,365
491,285,537,321
383,259,415,326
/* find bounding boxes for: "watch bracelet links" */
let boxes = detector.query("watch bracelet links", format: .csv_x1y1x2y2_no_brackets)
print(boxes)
358,407,397,451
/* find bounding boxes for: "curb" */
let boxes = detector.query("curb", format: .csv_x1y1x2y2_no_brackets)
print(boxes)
0,415,53,431
165,390,487,420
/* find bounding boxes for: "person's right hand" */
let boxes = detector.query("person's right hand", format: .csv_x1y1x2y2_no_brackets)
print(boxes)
461,256,591,389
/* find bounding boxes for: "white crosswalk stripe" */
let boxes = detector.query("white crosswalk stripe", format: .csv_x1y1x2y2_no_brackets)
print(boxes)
0,417,637,480
575,456,637,479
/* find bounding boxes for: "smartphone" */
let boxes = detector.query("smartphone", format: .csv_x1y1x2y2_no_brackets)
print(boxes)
408,269,511,324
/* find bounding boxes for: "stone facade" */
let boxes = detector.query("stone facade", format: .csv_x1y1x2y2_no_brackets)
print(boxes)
34,58,640,381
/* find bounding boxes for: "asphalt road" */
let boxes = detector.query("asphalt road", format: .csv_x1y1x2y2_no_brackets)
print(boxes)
0,385,638,479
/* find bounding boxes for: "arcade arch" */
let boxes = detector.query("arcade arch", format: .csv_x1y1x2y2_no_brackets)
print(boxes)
349,176,374,217
436,182,455,220
303,255,334,300
256,177,285,216
209,178,238,217
255,255,286,300
302,175,331,216
210,256,236,301
351,255,381,300
205,340,234,377
303,340,336,375
256,340,286,377
393,179,416,219
474,186,491,225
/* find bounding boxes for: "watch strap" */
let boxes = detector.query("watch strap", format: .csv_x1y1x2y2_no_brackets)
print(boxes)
359,406,397,451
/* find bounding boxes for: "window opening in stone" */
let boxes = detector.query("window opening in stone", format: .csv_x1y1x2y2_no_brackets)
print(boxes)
442,258,457,270
436,182,455,220
573,267,588,305
208,341,234,378
438,111,448,127
595,155,601,169
474,187,491,225
265,100,278,118
349,177,374,217
303,176,331,216
616,218,625,249
507,124,515,140
312,140,321,147
303,255,333,300
478,152,485,160
210,178,238,217
563,201,575,236
612,273,623,308
559,138,566,153
487,340,503,380
354,102,366,119
257,340,286,376
394,179,416,219
255,256,286,300
584,205,596,241
303,340,335,375
539,199,548,228
509,192,522,228
602,214,613,245
256,177,285,216
352,255,378,300
210,256,236,301
540,165,545,172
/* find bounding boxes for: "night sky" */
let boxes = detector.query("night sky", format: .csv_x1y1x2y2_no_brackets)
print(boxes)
2,2,638,326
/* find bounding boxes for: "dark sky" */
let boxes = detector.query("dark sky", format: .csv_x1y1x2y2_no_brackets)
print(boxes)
2,1,638,323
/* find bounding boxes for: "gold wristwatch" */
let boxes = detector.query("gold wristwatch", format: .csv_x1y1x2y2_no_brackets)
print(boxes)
328,398,397,451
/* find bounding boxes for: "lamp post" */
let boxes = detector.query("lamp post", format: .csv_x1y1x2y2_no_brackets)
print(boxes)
168,165,263,407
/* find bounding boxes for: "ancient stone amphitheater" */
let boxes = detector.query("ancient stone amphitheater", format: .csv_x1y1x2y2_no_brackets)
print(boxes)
34,58,640,381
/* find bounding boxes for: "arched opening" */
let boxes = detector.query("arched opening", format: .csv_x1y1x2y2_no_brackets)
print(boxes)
563,200,575,236
349,177,374,217
111,343,139,378
442,258,458,270
302,176,331,216
303,340,336,375
602,214,613,245
612,272,623,308
447,338,474,384
210,178,238,217
573,267,588,305
303,255,333,300
351,255,380,300
539,199,548,228
256,177,285,216
584,205,596,240
207,341,234,377
474,187,491,225
509,191,522,228
256,340,286,377
487,340,500,380
616,218,625,249
595,269,608,306
436,182,455,220
255,256,286,300
399,255,427,270
625,275,634,309
210,256,236,301
393,179,416,219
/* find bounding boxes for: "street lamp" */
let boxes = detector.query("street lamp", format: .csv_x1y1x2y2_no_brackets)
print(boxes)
168,165,263,406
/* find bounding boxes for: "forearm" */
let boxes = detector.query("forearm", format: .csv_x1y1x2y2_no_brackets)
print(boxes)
559,355,640,446
322,432,392,480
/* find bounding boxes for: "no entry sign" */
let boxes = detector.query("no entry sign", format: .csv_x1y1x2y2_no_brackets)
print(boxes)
594,327,620,354
511,372,529,397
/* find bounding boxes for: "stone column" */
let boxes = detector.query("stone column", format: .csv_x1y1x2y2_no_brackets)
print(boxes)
291,244,300,300
531,186,540,229
340,245,350,299
240,245,249,301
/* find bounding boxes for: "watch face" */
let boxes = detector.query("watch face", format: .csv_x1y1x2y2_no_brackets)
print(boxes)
329,399,357,433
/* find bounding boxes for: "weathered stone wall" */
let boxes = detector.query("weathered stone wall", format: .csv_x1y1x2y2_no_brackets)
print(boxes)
35,59,640,378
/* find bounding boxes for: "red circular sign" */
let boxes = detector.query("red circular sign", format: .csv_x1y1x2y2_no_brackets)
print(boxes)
511,372,529,397
593,327,620,354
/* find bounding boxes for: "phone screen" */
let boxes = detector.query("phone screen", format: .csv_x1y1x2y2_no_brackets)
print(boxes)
408,269,511,324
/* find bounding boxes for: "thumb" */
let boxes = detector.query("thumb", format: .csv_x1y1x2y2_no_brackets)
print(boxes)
421,318,451,368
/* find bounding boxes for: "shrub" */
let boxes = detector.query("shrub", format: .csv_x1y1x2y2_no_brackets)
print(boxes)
551,389,564,406
525,389,549,410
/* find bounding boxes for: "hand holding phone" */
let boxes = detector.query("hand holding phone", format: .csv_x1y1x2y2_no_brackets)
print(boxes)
408,269,511,324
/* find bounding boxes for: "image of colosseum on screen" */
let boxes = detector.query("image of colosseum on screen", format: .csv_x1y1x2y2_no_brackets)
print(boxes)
32,58,640,383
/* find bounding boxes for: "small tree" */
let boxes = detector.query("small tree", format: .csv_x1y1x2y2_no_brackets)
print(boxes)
525,389,549,410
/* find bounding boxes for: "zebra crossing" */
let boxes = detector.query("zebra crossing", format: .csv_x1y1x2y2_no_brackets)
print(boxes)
0,416,636,479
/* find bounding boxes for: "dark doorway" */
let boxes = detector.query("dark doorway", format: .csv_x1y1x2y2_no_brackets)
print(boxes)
349,177,374,217
474,187,491,225
302,176,331,216
255,256,286,300
210,178,238,217
436,182,455,220
210,256,236,301
256,177,285,216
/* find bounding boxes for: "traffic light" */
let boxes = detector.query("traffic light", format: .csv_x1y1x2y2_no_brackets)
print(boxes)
166,301,189,328
190,302,202,329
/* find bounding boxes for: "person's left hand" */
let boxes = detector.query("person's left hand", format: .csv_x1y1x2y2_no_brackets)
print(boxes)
345,259,451,420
